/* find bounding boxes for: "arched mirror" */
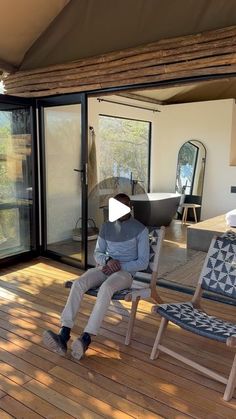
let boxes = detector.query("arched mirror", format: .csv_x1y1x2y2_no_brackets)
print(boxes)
176,140,206,221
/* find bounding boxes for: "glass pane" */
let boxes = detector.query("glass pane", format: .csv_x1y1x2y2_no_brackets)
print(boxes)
176,142,198,195
44,104,82,262
0,106,33,258
99,115,150,191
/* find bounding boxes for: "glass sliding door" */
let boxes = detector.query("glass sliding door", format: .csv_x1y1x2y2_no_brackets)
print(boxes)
0,98,38,262
40,96,87,268
87,113,151,266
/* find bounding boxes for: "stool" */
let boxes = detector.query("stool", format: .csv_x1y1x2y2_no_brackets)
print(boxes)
181,203,201,224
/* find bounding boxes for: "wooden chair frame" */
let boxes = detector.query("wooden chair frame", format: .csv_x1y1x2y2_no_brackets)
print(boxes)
150,233,236,401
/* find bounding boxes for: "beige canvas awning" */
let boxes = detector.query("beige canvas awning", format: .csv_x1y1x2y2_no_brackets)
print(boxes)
1,0,236,72
0,0,69,72
2,0,236,103
130,78,236,105
19,0,236,70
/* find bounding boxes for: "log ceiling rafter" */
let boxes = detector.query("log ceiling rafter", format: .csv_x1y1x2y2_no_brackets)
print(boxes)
4,25,236,97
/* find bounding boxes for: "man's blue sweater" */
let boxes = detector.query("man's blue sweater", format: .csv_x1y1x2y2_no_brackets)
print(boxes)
94,217,149,275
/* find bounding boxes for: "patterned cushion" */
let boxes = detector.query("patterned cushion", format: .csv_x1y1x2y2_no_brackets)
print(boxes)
64,280,141,300
156,302,236,342
201,234,236,299
143,227,162,274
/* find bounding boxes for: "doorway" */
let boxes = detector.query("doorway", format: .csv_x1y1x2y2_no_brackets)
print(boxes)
38,94,88,269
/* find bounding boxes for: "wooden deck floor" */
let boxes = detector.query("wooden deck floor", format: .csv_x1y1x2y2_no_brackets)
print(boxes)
0,258,235,418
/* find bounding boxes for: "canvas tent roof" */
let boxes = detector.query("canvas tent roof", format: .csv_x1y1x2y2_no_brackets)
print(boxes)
0,0,69,71
2,0,236,103
131,78,236,105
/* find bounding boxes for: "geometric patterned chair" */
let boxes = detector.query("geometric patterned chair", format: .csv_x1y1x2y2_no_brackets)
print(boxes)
150,231,236,401
65,226,165,345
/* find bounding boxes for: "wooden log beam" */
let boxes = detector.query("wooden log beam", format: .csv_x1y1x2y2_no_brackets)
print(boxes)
5,25,236,97
7,65,236,98
6,40,236,90
6,54,236,95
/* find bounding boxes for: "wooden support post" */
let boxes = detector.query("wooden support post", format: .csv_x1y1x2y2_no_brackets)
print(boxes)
125,298,140,346
224,354,236,401
150,317,168,360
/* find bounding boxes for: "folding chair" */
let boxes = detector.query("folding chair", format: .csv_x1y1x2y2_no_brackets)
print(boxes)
65,226,165,345
150,231,236,401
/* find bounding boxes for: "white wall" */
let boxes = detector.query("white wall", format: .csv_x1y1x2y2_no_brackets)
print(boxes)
88,96,236,221
230,100,236,166
154,99,236,219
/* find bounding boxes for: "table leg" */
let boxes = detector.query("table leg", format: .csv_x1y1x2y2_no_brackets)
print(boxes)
182,207,187,224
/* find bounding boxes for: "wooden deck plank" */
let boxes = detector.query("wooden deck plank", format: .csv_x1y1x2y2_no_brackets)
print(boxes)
0,395,44,418
0,407,15,419
0,390,6,399
0,258,235,419
0,313,225,397
0,294,232,377
0,325,170,418
87,343,236,417
0,341,139,419
0,361,32,385
0,373,74,418
0,288,233,390
26,374,138,419
23,380,104,419
0,316,234,417
50,366,170,419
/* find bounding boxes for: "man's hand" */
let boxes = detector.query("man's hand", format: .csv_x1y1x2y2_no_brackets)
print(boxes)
102,259,121,275
102,265,113,275
107,259,121,272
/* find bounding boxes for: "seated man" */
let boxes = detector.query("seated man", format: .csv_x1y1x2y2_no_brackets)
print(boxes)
43,193,149,360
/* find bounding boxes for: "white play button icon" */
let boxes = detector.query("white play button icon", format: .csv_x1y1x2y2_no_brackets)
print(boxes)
108,198,131,222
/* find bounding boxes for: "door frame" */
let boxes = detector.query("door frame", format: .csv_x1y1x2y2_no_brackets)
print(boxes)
37,93,88,269
0,93,39,267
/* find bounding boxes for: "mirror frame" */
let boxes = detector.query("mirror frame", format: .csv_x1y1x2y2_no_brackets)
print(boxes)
176,139,206,197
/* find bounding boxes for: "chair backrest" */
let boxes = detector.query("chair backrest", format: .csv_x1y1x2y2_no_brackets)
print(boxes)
142,226,165,274
199,231,236,300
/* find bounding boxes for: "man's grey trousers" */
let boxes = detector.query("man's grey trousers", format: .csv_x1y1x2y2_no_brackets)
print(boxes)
61,267,133,335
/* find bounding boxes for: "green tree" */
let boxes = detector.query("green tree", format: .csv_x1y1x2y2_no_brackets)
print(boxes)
99,116,150,190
